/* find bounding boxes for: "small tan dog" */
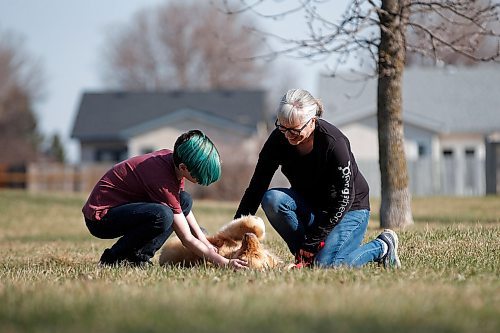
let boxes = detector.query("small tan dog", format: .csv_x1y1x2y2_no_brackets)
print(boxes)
159,215,281,269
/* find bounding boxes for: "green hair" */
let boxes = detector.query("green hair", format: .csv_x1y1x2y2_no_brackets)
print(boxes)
173,130,221,186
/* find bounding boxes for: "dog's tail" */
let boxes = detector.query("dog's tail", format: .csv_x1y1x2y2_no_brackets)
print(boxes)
214,215,266,241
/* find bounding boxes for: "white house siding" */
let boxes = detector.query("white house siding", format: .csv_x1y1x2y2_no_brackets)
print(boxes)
336,115,435,162
439,133,485,160
334,119,486,196
317,66,500,196
129,127,182,157
340,120,379,160
128,119,260,165
404,125,437,160
336,118,436,197
439,133,485,196
334,117,382,196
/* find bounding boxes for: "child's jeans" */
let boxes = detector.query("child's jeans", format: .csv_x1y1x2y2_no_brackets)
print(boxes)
85,191,192,260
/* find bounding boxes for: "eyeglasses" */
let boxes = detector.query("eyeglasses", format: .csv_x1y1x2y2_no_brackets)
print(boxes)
275,118,314,136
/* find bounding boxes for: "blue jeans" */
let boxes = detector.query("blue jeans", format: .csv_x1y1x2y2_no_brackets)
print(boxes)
261,188,384,268
85,191,192,260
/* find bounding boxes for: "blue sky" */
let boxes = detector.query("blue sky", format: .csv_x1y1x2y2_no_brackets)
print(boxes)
0,0,347,162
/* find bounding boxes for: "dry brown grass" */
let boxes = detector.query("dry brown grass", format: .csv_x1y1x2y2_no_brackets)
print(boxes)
0,190,499,333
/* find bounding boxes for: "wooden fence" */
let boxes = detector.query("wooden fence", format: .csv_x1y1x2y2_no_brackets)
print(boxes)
0,162,262,200
0,164,26,188
0,163,112,193
0,159,491,197
0,162,261,200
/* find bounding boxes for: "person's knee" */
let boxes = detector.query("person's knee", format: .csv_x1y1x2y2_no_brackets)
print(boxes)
261,189,284,214
314,251,333,267
85,220,106,239
179,191,193,216
153,205,174,231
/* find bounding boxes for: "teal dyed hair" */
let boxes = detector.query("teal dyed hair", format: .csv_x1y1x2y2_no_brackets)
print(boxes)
173,130,221,186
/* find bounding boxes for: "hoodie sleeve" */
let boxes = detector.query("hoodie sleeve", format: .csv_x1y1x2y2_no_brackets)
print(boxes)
301,137,355,252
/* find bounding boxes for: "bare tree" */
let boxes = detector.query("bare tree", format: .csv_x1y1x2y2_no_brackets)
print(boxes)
0,29,44,165
222,0,500,228
100,0,267,90
406,0,500,66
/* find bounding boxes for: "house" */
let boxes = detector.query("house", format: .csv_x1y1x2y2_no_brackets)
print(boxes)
71,90,268,165
319,65,500,196
71,90,272,198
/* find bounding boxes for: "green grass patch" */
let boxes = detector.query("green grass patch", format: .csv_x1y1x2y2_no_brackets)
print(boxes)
0,190,499,333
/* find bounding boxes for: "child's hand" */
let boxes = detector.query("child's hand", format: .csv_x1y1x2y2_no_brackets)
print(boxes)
206,243,219,253
227,258,248,270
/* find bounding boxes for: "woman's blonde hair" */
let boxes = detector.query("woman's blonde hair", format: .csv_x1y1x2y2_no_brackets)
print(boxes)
277,89,323,125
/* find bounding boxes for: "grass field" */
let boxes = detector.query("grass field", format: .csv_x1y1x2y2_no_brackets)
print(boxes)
0,190,499,333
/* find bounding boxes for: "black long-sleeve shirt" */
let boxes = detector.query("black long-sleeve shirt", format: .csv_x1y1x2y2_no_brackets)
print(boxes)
235,119,370,252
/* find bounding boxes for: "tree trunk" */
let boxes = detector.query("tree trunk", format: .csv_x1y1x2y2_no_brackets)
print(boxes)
377,0,414,228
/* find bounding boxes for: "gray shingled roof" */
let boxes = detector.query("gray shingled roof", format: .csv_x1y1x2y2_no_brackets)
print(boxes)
71,90,266,140
319,65,500,134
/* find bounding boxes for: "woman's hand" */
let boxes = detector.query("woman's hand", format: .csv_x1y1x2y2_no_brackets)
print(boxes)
291,248,316,269
298,248,315,260
226,258,248,270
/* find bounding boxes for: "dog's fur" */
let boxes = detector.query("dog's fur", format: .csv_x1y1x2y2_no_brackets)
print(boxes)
159,215,281,269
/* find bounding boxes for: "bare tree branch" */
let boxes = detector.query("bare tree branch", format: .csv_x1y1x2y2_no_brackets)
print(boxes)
221,0,500,228
219,0,500,69
100,1,268,90
219,0,312,19
406,0,500,65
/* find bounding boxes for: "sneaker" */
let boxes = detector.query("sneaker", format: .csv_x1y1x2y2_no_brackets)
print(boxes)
376,229,402,269
99,249,153,268
99,248,126,267
125,251,153,268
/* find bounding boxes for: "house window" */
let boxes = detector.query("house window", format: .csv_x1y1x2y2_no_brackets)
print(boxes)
95,149,127,162
442,149,453,157
141,147,155,155
418,143,427,157
465,148,475,157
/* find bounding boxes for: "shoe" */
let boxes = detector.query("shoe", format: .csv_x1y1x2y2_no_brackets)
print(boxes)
99,248,126,267
99,249,153,268
125,251,153,268
376,229,402,269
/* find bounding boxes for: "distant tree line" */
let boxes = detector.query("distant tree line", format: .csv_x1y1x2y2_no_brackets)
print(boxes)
0,29,42,165
0,28,66,166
